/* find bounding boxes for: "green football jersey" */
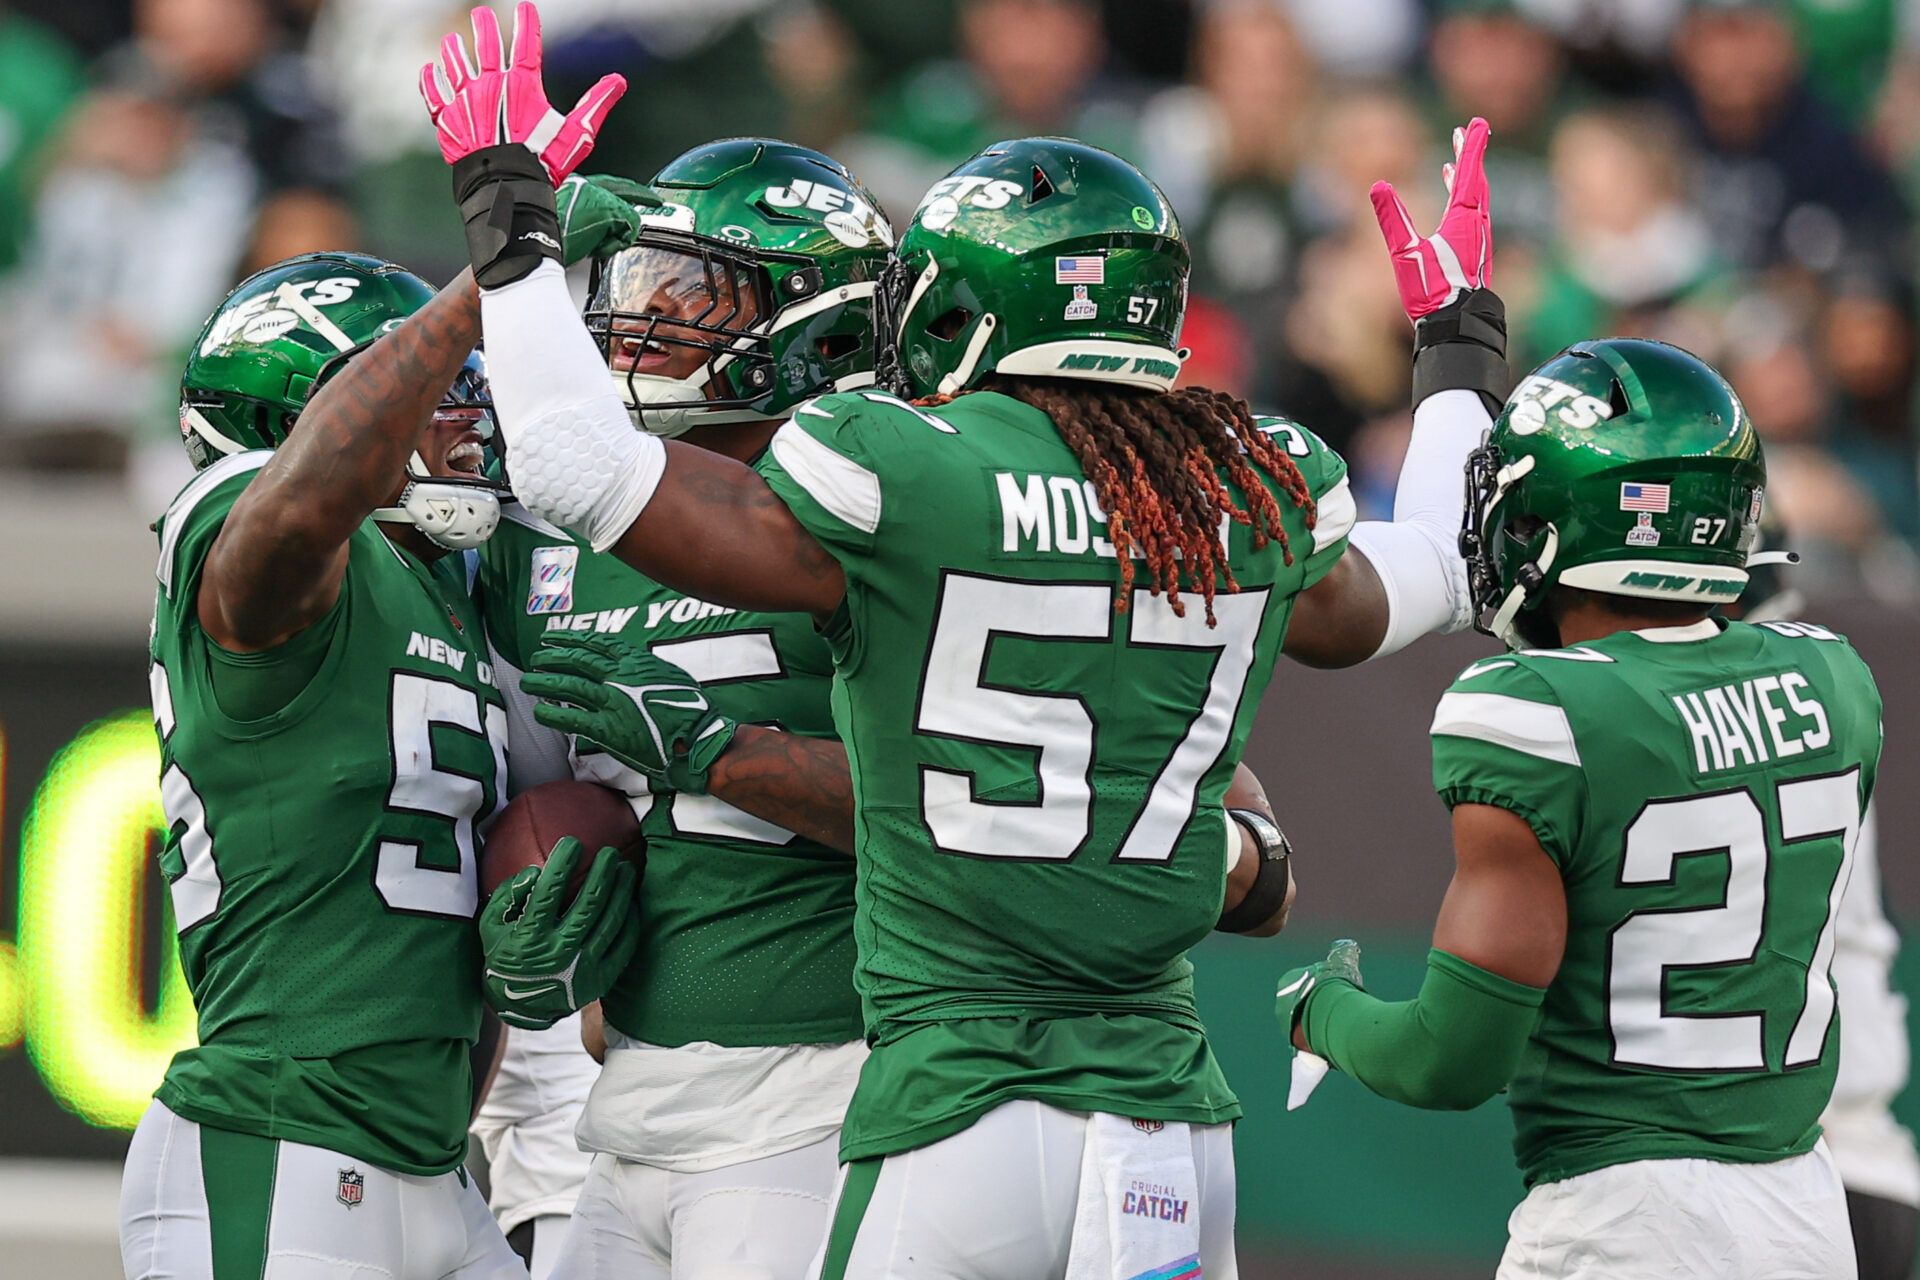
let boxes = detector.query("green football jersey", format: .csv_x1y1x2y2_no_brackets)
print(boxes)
1430,618,1883,1187
757,389,1355,1160
478,502,861,1049
149,452,506,1175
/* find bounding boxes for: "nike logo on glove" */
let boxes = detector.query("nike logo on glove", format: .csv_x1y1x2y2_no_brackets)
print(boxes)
501,981,558,1000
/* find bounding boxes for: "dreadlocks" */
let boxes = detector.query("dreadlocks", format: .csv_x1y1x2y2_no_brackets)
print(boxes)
968,375,1316,624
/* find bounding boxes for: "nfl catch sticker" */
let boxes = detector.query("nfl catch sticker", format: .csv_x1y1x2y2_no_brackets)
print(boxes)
1626,511,1661,547
527,545,579,615
1055,256,1105,284
1619,482,1671,514
337,1168,364,1208
1064,284,1097,321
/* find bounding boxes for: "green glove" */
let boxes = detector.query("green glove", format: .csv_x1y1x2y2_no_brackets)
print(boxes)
480,836,640,1030
1276,938,1365,1050
524,633,739,795
556,173,662,267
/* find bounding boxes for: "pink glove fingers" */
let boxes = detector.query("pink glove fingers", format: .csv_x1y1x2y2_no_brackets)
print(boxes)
420,1,620,185
471,6,505,76
510,2,543,72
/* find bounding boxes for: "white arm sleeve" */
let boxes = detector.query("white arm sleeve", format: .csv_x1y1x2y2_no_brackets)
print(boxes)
479,260,666,552
1343,389,1489,660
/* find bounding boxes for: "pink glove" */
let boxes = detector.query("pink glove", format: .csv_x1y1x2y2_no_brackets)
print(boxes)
420,3,625,187
1371,117,1492,323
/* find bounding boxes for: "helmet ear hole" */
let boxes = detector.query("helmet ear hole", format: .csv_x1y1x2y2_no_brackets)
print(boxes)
928,307,973,341
817,333,862,361
1608,378,1632,420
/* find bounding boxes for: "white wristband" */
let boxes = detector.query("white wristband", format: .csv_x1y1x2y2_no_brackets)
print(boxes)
480,261,665,551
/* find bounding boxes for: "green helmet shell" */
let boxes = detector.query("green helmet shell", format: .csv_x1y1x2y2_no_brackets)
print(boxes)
878,136,1189,399
180,252,437,468
1464,338,1767,647
585,137,892,436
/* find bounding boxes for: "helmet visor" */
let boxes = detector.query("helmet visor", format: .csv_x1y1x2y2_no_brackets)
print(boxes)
590,240,769,391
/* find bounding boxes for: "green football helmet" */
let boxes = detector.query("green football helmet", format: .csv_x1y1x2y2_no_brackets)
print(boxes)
1462,338,1767,648
877,136,1189,399
181,251,506,549
583,138,891,437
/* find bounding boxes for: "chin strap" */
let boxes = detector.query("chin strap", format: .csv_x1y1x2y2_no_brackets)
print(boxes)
1491,523,1558,649
937,313,998,396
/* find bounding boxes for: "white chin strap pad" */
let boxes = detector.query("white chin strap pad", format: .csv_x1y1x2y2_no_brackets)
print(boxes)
375,482,502,550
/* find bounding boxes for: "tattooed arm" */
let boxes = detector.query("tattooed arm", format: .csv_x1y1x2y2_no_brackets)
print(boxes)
705,727,856,855
199,271,482,651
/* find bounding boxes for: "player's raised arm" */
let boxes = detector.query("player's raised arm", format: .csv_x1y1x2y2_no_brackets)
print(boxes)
1283,119,1505,668
196,270,485,650
421,3,845,620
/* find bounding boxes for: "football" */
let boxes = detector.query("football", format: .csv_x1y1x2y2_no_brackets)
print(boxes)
479,779,647,903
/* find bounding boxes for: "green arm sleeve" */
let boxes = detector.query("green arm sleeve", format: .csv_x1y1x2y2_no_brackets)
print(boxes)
1303,948,1546,1112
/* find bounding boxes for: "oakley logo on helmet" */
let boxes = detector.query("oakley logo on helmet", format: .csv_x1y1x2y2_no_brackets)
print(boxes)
199,277,365,356
1506,374,1613,435
916,176,1025,231
762,179,892,248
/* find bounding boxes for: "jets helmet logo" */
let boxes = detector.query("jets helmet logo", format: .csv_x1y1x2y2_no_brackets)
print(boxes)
916,176,1025,232
1505,374,1614,435
761,179,893,248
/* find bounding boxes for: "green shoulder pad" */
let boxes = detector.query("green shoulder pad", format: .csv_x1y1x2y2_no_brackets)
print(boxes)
154,451,271,610
761,390,960,559
1430,654,1587,867
1254,416,1352,590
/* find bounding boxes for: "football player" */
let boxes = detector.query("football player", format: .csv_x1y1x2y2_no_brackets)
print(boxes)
415,7,1503,1271
1278,341,1880,1278
472,137,886,1280
479,137,1293,1279
122,144,651,1278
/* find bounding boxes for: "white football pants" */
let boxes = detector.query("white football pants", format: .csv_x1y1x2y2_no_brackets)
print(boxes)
1497,1141,1859,1280
120,1100,524,1280
552,1133,840,1279
812,1100,1237,1280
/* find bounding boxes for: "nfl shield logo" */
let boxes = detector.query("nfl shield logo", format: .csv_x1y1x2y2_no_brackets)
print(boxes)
1131,1118,1165,1135
337,1168,364,1208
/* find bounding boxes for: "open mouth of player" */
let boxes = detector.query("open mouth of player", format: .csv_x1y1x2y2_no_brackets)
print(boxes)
439,422,488,477
613,330,682,375
444,440,485,476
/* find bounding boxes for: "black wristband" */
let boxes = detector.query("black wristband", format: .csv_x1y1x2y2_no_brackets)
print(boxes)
452,144,563,289
1411,287,1510,417
1217,808,1293,934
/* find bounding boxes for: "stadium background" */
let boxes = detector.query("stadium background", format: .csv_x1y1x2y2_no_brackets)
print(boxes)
1,0,1917,1276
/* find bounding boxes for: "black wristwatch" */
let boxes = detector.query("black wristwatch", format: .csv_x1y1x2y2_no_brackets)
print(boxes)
1217,808,1293,934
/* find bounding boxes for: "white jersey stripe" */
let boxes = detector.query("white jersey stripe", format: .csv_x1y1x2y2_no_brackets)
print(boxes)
769,420,882,535
156,451,271,596
1430,691,1582,767
1312,476,1357,553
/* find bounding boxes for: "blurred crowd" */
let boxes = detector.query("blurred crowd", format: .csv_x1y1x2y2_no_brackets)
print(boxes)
2,0,1918,600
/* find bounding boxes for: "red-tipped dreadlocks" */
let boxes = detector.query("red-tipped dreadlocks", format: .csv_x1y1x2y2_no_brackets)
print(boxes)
929,376,1316,625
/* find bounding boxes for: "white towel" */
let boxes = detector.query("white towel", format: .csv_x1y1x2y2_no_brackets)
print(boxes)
1288,1051,1331,1110
1064,1112,1205,1280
